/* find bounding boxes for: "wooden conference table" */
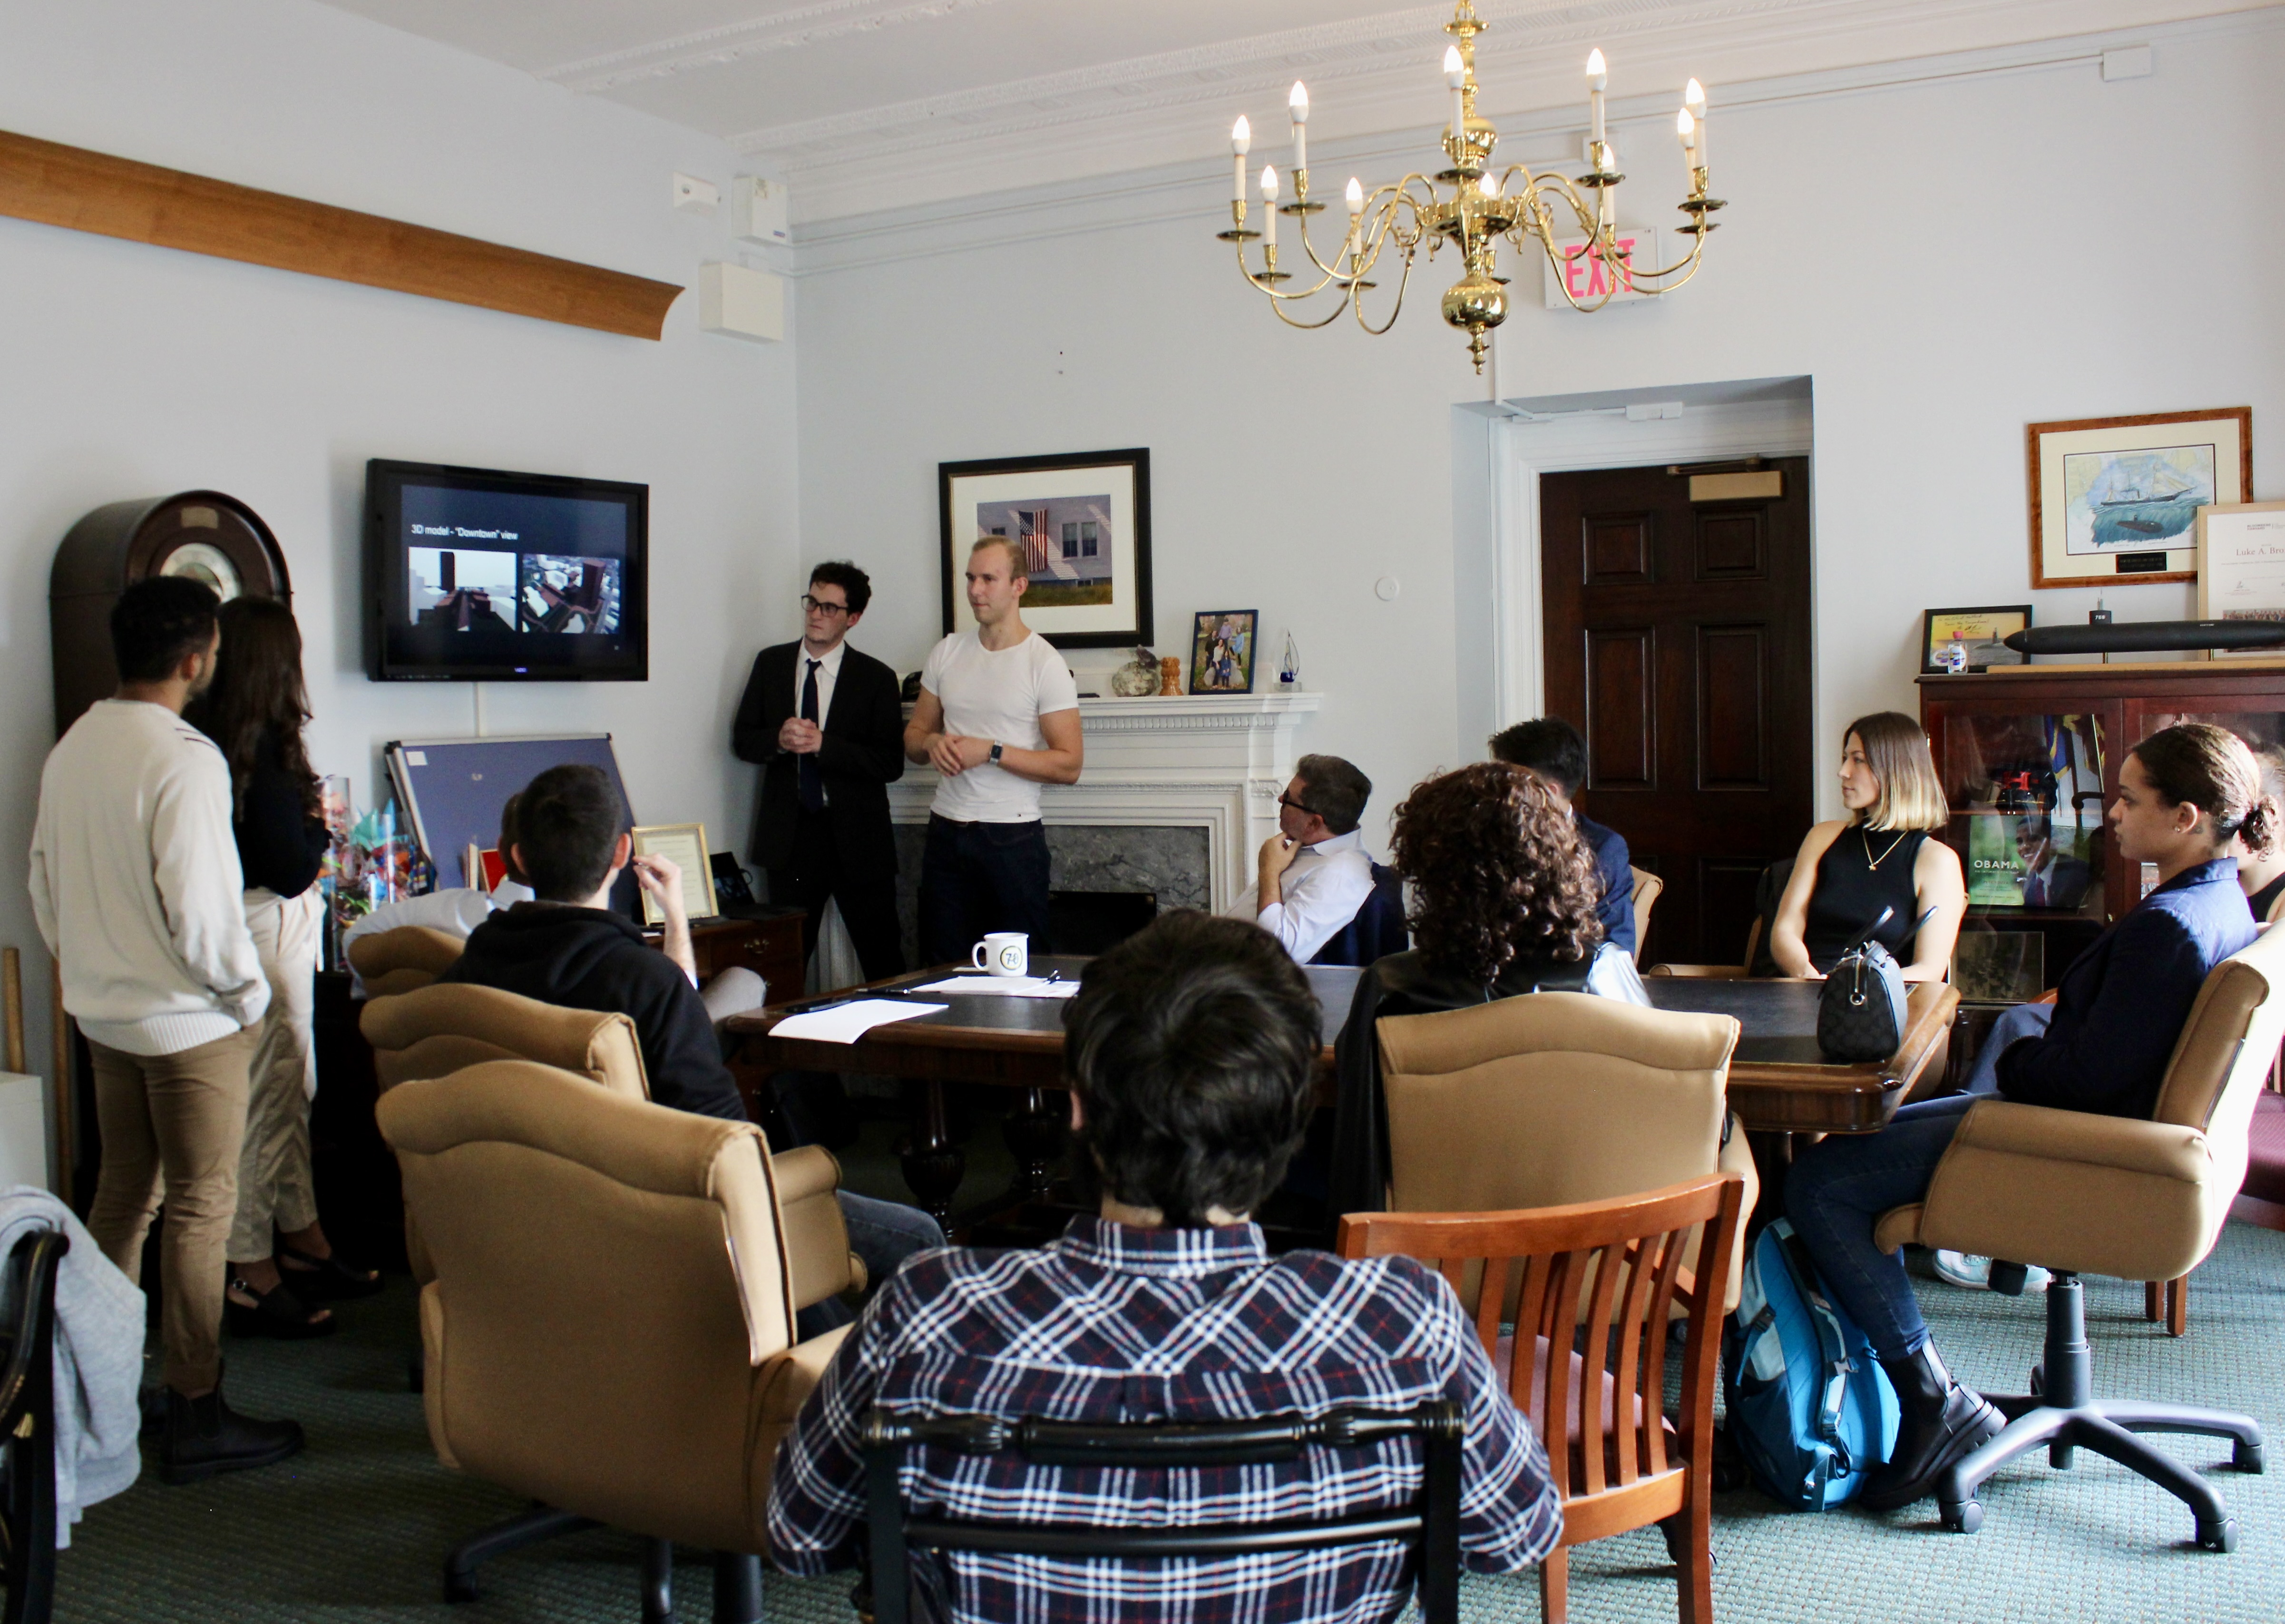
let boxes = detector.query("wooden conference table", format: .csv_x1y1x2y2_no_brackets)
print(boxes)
724,958,1957,1230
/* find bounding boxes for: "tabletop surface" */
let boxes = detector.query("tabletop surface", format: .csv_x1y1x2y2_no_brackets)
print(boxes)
753,959,1898,1070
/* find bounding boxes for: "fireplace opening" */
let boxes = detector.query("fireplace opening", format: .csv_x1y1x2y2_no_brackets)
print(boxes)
1048,890,1157,955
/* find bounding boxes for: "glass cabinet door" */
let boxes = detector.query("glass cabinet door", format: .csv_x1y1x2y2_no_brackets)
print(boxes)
1933,708,2111,998
2123,705,2285,900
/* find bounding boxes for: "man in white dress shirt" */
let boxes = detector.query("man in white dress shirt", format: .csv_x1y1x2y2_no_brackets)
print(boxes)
1249,754,1377,963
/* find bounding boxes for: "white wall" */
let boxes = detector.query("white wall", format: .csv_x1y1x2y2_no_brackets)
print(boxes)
792,12,2285,841
0,0,805,1156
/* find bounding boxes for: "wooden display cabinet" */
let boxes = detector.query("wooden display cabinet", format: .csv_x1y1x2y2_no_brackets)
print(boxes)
1920,660,2285,992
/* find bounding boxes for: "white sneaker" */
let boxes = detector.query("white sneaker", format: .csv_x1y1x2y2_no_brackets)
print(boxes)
1933,1251,2051,1291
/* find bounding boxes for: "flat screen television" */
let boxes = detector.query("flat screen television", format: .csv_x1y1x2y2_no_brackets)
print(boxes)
365,459,648,682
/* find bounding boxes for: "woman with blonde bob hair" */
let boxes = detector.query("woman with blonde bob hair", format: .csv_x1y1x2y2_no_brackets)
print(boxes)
1770,711,1965,981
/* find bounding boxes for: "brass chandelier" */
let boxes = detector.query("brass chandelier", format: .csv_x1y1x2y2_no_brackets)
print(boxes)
1218,0,1723,373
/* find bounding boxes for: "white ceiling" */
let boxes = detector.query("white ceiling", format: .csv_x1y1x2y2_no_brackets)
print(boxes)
317,0,2257,221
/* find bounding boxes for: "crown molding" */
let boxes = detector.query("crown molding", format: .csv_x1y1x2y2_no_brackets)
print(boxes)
745,0,2273,225
780,3,2283,274
539,0,1015,93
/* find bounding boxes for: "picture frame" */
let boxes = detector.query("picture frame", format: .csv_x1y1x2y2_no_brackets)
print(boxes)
2195,501,2285,659
1921,605,2031,674
2027,408,2251,589
629,822,719,926
938,448,1152,649
1188,609,1259,694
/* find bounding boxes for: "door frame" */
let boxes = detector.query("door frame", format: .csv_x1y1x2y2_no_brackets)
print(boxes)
1485,394,1815,732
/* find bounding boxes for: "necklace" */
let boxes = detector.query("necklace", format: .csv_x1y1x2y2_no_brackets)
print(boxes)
1861,826,1911,871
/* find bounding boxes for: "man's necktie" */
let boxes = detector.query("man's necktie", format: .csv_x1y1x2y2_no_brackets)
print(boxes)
799,658,824,811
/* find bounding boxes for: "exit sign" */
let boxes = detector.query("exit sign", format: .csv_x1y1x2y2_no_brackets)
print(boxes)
1543,227,1662,309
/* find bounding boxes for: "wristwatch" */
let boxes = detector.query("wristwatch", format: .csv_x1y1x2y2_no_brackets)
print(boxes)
988,741,1005,765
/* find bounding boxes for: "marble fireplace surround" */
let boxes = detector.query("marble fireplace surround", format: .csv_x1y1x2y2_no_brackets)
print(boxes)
888,691,1324,916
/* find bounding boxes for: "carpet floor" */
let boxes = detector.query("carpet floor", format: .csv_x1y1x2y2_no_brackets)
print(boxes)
50,1222,2285,1624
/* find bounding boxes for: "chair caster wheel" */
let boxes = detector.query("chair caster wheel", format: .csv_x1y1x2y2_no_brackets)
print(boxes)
2196,1517,2237,1553
2234,1440,2265,1474
444,1572,479,1604
1940,1499,1982,1535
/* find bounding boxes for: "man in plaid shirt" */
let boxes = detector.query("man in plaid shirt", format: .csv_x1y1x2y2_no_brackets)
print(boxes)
768,912,1561,1622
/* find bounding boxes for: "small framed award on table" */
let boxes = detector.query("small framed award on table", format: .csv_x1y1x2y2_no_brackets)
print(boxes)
630,822,720,925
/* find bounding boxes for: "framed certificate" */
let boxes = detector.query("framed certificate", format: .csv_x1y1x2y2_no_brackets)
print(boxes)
629,822,719,926
2196,501,2285,659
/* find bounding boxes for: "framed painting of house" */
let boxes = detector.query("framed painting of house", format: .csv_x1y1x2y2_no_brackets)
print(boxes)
2027,408,2251,589
938,448,1152,648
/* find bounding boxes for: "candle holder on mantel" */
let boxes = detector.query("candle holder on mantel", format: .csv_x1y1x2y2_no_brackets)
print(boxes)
1219,0,1724,375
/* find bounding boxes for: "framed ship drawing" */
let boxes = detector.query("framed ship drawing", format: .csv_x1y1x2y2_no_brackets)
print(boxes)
2027,408,2251,589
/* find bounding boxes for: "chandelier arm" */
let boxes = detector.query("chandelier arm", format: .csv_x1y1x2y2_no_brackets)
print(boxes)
1613,227,1710,284
1269,287,1358,330
1352,247,1417,336
1233,233,1351,302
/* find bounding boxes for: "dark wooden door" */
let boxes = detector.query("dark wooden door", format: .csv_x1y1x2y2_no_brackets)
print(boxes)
1540,458,1814,966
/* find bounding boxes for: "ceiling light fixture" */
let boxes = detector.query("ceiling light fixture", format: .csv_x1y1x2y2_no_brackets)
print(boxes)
1216,0,1724,373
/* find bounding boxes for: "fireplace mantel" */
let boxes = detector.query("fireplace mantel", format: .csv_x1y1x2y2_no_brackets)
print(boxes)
890,691,1323,911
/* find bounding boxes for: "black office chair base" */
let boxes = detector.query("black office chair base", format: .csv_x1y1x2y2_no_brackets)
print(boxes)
1933,1273,2265,1549
441,1503,760,1623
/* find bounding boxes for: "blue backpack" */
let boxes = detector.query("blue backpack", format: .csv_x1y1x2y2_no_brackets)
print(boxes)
1721,1219,1900,1510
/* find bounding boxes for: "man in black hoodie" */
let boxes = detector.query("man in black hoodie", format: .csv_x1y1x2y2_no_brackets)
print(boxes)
442,764,943,1324
441,764,745,1120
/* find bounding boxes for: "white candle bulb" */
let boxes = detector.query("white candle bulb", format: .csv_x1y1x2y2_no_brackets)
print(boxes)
1586,49,1608,90
1289,81,1308,174
1684,78,1707,167
1587,47,1607,146
1289,81,1309,121
1231,115,1251,205
1345,176,1364,216
1444,45,1466,148
1261,164,1278,248
1678,107,1696,151
1480,173,1501,199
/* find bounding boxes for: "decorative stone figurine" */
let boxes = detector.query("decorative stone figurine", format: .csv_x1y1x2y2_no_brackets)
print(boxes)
1158,655,1184,696
1109,646,1160,697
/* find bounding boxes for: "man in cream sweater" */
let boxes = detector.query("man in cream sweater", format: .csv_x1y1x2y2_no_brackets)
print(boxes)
30,577,302,1483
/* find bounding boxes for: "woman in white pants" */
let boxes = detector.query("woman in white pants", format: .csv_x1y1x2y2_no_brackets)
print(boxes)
190,597,378,1337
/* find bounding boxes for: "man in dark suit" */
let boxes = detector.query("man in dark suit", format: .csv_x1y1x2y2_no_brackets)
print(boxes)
2014,814,2091,910
732,561,907,986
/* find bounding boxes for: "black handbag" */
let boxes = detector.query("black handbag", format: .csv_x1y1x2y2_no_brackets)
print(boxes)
1816,907,1924,1064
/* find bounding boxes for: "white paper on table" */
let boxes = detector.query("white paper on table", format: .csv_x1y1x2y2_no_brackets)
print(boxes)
908,976,1080,999
770,998,948,1043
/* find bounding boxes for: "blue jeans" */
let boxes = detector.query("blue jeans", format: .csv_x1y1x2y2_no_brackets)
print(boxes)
1784,1093,1981,1361
917,814,1052,967
794,1191,946,1341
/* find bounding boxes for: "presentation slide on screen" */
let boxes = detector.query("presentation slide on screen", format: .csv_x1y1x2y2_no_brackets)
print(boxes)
402,485,627,637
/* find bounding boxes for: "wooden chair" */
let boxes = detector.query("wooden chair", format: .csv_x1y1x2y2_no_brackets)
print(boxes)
1647,858,1790,978
1339,1175,1743,1624
1,1228,67,1624
1628,867,1665,965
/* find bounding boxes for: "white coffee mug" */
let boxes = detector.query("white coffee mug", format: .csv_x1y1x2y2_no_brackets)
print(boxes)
971,932,1029,977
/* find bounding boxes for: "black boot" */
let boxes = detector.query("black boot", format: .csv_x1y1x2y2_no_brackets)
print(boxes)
158,1385,304,1485
1860,1339,2003,1512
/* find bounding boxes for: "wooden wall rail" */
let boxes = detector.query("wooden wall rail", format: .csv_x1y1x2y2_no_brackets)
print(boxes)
0,128,683,340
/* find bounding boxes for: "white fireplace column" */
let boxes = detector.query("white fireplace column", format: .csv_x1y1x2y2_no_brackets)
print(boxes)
888,691,1322,913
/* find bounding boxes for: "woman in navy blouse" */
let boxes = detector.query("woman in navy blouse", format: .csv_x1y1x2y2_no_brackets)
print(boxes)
1787,722,2265,1514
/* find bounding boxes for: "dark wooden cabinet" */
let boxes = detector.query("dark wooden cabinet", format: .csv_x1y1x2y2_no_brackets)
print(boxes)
1920,660,2285,992
680,910,806,1005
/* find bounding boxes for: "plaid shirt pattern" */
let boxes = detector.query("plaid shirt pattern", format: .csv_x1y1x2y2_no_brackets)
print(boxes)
768,1216,1561,1624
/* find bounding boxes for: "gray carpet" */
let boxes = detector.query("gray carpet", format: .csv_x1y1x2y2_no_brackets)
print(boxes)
51,1221,2285,1624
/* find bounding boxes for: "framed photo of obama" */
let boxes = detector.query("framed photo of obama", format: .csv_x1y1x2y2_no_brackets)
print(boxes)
938,447,1153,648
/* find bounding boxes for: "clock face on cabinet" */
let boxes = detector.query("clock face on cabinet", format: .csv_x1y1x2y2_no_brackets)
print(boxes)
156,540,245,602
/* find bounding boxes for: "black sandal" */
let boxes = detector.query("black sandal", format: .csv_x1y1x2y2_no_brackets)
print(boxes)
278,1244,383,1301
224,1276,335,1340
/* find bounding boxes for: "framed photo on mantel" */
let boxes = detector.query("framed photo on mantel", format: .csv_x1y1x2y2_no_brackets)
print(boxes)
938,448,1152,649
2027,407,2251,589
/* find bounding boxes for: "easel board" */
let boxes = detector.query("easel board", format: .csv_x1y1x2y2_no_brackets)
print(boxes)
384,734,637,907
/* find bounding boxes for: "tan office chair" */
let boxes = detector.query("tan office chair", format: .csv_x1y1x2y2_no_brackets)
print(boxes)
1377,992,1757,1312
346,924,467,998
1872,923,2285,1549
1628,867,1665,965
379,1059,849,1622
361,982,858,1311
1340,1176,1744,1624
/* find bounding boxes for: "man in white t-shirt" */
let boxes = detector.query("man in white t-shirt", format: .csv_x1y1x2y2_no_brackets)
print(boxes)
903,537,1084,964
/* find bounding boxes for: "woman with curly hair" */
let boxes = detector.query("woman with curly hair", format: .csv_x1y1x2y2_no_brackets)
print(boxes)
1325,762,1647,1216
